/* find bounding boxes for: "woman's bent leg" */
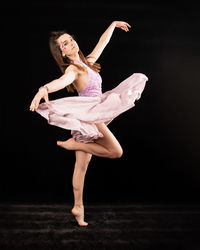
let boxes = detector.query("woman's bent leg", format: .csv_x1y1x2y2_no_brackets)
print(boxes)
71,150,92,226
57,123,123,158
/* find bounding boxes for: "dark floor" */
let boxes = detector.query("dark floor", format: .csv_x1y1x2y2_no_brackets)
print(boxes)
0,202,200,250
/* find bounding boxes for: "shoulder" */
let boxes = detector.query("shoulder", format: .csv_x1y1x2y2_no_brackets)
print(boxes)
64,64,78,74
65,63,86,76
61,65,79,82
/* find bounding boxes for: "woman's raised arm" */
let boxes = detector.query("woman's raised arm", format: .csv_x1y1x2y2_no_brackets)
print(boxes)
86,21,131,63
29,65,77,112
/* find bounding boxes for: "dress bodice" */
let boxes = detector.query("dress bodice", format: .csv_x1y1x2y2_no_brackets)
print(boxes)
73,60,102,97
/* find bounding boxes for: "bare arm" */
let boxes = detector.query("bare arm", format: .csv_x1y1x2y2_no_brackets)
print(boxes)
42,66,76,93
30,65,77,111
86,21,131,63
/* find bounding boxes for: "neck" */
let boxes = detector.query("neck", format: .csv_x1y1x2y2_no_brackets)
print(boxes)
68,53,81,62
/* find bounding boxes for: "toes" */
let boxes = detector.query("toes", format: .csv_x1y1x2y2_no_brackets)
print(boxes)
57,141,62,146
80,222,88,226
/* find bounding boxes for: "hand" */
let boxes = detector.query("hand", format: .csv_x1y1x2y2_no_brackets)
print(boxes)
114,21,131,32
29,87,50,112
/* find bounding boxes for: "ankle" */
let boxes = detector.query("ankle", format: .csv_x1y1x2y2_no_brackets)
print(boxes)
74,204,84,208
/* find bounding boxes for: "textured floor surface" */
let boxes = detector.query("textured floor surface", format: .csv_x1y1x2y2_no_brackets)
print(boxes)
0,203,200,250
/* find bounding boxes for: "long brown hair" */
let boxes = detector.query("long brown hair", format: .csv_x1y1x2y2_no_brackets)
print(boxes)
49,30,101,92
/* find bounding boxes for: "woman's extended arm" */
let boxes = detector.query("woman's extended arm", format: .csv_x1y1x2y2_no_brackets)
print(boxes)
87,21,131,63
29,65,77,112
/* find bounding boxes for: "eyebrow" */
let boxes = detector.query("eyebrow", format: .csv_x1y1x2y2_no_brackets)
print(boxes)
62,36,72,43
64,36,72,42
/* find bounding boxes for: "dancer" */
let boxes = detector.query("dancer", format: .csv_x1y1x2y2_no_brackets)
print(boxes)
30,21,148,226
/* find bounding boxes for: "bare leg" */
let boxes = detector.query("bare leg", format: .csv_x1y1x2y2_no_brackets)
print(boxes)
57,123,123,158
71,150,92,226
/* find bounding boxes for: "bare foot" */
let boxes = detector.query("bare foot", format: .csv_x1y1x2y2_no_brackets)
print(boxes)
57,138,76,150
71,205,88,226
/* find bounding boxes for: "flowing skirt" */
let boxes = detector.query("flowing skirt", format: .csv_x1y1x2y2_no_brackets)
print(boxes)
36,73,148,143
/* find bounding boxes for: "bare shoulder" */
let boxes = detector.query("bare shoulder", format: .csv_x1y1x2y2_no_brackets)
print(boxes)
64,64,78,74
65,63,87,76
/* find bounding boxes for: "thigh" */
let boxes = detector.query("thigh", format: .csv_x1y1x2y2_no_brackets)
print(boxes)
95,123,122,150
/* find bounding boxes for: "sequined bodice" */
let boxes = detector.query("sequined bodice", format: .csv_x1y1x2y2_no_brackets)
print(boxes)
73,60,102,97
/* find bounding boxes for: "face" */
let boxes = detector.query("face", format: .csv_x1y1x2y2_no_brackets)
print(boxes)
57,34,79,57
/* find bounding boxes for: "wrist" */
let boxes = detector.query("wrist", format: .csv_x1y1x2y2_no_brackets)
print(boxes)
39,85,49,93
112,21,116,27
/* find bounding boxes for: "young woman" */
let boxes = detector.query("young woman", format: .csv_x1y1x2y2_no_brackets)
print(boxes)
30,21,148,226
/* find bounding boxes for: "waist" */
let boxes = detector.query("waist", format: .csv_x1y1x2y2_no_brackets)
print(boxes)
79,91,102,97
78,86,102,97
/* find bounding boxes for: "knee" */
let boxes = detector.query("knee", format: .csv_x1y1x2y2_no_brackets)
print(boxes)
115,147,123,158
109,147,123,159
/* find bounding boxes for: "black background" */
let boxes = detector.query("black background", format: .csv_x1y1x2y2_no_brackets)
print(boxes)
2,0,200,204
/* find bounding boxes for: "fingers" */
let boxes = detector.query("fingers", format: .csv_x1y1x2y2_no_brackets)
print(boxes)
116,21,132,32
123,22,131,32
29,95,40,112
126,22,131,28
29,100,36,112
35,99,40,110
44,94,50,105
122,21,131,28
29,99,39,112
121,26,129,32
123,26,129,32
29,94,50,112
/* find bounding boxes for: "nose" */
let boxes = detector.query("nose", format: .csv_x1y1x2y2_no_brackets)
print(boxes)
70,41,74,48
72,43,76,50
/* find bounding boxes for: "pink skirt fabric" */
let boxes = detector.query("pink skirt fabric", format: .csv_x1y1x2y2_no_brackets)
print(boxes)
36,73,148,143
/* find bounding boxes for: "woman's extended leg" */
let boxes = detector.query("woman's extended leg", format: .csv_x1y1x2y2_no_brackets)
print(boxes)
57,123,123,158
71,150,92,226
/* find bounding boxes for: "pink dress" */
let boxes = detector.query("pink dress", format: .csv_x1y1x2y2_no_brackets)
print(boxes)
36,60,148,143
